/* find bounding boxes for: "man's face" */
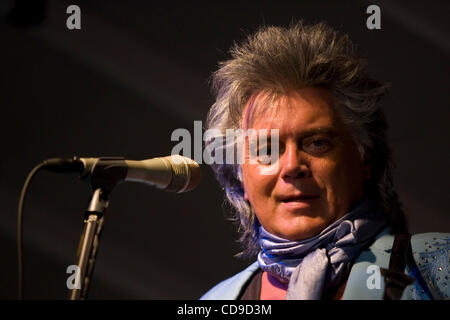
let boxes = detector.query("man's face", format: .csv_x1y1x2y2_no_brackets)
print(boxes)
241,87,368,241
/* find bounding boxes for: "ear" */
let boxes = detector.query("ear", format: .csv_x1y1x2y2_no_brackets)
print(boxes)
244,190,249,201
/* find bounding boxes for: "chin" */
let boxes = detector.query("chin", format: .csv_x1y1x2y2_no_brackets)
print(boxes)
274,216,328,241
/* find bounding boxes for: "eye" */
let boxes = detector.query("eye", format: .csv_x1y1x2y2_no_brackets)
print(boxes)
302,136,333,155
245,132,280,165
257,144,277,165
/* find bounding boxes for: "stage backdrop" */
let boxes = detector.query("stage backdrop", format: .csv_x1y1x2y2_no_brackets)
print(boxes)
0,0,449,299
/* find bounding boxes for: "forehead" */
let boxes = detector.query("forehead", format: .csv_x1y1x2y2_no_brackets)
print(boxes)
242,88,339,135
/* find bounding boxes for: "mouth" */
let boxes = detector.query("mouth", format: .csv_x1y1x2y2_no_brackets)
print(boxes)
280,194,320,202
278,194,320,210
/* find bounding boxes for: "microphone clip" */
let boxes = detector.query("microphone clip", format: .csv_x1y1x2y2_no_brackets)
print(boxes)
83,157,128,195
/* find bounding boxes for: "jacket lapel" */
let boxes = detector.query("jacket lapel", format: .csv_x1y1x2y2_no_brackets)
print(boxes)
342,228,394,300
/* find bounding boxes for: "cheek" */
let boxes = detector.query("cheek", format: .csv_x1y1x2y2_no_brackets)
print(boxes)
312,149,364,210
241,164,256,199
242,164,277,203
310,159,339,196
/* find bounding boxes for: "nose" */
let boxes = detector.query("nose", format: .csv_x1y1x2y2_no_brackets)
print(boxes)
280,142,310,180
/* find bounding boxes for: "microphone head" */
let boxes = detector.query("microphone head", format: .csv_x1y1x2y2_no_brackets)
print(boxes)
164,155,201,193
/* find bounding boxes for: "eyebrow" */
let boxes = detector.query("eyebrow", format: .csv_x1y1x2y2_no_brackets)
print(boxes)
246,127,338,139
247,127,339,146
295,127,338,140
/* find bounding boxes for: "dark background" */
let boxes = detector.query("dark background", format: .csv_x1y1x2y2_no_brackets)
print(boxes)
0,0,449,299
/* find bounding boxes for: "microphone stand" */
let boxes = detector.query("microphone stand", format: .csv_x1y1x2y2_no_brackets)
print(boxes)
70,188,108,300
69,157,126,300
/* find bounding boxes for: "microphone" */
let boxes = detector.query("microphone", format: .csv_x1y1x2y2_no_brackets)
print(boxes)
42,155,201,193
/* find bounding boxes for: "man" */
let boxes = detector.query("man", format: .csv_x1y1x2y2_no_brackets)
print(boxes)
201,22,449,300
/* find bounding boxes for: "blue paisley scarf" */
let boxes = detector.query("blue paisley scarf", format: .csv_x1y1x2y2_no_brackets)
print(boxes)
257,199,386,299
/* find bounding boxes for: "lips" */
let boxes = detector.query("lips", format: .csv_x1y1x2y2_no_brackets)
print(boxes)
279,194,320,202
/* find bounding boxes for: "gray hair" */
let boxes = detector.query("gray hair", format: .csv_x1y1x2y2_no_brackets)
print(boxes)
205,22,407,257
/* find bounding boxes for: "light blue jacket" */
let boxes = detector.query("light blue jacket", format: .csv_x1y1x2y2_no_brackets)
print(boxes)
201,230,449,300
